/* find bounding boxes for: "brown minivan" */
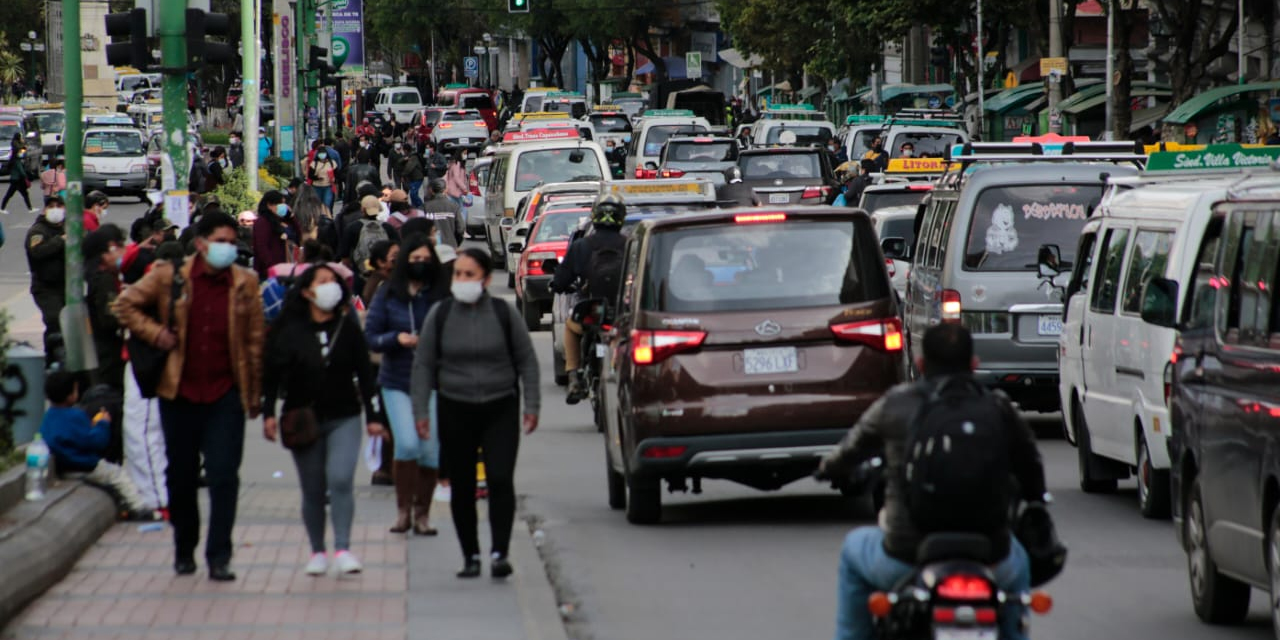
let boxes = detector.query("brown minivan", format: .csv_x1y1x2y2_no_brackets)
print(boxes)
597,206,904,524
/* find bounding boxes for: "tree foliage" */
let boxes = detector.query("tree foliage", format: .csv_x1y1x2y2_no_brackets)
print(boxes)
1148,0,1239,105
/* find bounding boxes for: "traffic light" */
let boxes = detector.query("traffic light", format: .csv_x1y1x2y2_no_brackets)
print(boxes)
104,8,150,69
508,0,530,13
310,45,338,86
930,46,949,69
186,9,235,68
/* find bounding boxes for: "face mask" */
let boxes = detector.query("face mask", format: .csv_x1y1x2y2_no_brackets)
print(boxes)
115,255,124,270
276,203,290,218
100,207,109,218
451,279,484,304
376,210,390,224
316,153,327,160
204,241,238,270
230,138,240,145
311,281,343,312
45,207,65,224
407,261,437,282
901,150,913,157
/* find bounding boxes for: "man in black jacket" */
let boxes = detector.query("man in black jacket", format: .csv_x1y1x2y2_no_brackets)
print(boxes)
817,324,1046,640
549,192,627,402
345,149,381,201
83,224,128,390
25,196,68,363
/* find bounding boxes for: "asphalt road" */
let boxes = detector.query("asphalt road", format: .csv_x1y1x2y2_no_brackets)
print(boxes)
499,276,1276,640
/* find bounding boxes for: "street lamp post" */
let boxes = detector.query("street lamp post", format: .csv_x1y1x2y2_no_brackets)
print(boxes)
21,31,42,91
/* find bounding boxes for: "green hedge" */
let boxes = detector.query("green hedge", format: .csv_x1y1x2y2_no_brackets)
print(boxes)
263,156,294,181
203,131,231,146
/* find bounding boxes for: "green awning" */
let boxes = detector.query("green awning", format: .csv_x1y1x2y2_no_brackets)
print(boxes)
1129,104,1171,132
1062,87,1172,115
1163,80,1280,124
984,84,1047,113
1058,81,1169,113
798,86,822,100
870,83,955,103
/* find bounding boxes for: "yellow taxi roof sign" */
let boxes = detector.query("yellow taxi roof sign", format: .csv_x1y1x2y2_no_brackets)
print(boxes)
519,111,571,121
886,158,947,173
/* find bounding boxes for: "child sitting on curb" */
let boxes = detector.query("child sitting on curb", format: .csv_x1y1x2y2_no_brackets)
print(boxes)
39,371,160,521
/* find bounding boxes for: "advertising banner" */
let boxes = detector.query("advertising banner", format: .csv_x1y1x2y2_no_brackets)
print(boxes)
330,0,365,77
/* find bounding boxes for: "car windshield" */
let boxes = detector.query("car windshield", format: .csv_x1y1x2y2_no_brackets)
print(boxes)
534,211,588,242
890,131,963,158
877,217,917,248
461,95,494,110
524,95,545,112
765,126,832,146
0,123,20,145
84,131,143,156
33,113,64,133
964,183,1103,271
667,141,735,162
740,153,821,179
860,190,926,214
644,125,708,156
848,130,881,158
645,220,887,312
589,115,632,133
514,149,604,191
392,92,421,105
119,76,148,92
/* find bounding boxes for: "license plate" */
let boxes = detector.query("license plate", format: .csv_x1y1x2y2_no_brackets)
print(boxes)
458,138,470,144
768,193,790,204
106,179,122,187
595,343,607,358
1037,314,1063,336
934,628,997,640
743,346,798,375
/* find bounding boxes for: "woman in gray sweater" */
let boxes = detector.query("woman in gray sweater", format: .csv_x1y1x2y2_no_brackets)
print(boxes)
410,248,539,579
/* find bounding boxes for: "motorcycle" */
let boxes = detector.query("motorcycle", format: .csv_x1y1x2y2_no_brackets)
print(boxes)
569,297,610,431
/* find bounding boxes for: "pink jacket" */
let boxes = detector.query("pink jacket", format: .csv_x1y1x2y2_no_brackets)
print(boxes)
445,162,468,198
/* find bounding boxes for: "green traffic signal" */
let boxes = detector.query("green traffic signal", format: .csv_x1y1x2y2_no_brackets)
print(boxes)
508,0,529,13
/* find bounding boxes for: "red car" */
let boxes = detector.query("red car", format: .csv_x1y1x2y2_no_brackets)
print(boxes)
514,208,588,330
452,88,499,132
413,107,450,146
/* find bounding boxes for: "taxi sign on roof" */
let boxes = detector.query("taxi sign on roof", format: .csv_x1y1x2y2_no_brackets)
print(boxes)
845,115,886,125
502,129,581,143
612,182,705,195
886,158,946,173
644,109,695,117
593,105,619,111
517,112,571,121
768,104,816,111
1144,144,1280,172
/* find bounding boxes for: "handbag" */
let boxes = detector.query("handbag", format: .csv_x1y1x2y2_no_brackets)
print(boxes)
278,314,345,450
1014,501,1068,587
128,260,183,398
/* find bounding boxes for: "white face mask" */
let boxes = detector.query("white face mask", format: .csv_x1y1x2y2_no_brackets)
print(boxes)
45,207,65,224
376,209,390,224
311,281,343,312
451,280,484,304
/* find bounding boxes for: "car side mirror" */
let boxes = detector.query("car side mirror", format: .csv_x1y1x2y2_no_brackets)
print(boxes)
507,241,524,254
881,237,909,261
1037,244,1062,277
1140,277,1179,328
515,227,529,237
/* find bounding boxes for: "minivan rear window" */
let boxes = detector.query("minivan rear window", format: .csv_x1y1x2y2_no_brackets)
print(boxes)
514,149,604,191
860,190,927,214
764,126,832,146
644,125,708,156
392,91,421,104
963,184,1102,271
461,95,494,110
740,153,821,179
668,141,736,162
644,220,888,312
890,131,963,158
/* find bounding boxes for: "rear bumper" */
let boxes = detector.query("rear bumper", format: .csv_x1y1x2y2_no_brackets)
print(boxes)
974,368,1060,411
522,275,553,305
630,429,847,477
83,172,147,193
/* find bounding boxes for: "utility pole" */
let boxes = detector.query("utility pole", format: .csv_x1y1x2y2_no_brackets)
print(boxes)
1047,0,1064,133
243,0,260,190
976,0,985,139
159,0,191,215
300,0,319,153
1104,0,1114,139
60,0,94,372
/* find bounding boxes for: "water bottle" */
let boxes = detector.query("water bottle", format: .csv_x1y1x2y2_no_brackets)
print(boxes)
25,434,50,501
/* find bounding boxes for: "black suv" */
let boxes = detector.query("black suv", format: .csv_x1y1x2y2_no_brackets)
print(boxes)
1144,190,1280,630
735,147,838,206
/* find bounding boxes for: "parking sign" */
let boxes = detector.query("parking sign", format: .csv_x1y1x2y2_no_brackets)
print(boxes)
464,56,479,78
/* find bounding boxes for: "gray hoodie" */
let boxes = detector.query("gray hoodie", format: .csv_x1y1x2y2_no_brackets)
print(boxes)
410,294,540,419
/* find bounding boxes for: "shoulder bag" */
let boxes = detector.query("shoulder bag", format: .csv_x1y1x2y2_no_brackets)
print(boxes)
280,314,345,450
128,260,183,398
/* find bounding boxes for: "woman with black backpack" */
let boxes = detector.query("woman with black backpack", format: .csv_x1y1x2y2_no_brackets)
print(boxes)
410,248,539,579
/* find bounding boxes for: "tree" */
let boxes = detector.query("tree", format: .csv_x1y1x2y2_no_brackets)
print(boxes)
1149,0,1239,105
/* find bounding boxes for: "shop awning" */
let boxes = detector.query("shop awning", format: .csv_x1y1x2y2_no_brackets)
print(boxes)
1061,85,1172,116
1130,104,1171,132
719,48,763,69
1163,80,1280,124
984,84,1046,114
798,85,822,100
869,83,955,103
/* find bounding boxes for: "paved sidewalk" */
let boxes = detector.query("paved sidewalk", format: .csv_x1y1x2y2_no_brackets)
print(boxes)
1,428,569,640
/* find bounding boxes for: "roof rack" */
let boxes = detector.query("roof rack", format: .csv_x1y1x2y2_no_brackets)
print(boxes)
941,138,1147,189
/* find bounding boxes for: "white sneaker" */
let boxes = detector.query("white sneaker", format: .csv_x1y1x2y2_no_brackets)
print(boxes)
334,550,363,574
0,210,9,216
434,485,452,503
305,552,328,576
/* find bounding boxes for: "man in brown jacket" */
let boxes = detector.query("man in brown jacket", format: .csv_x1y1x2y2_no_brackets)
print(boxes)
113,210,265,582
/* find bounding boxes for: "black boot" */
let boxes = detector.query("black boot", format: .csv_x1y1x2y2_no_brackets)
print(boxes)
566,371,585,405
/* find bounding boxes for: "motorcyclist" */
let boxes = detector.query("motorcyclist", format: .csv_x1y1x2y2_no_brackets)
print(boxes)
816,323,1047,640
549,191,627,403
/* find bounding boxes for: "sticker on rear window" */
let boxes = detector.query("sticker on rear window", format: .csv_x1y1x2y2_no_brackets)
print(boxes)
984,204,1019,255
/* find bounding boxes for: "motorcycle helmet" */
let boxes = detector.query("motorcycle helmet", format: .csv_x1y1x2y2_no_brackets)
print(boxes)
591,192,626,228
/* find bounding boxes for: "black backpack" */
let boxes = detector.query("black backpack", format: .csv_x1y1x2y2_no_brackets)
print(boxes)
902,377,1011,535
585,243,625,306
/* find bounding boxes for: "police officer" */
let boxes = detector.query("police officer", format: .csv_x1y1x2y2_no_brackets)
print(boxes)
25,196,68,363
549,192,627,402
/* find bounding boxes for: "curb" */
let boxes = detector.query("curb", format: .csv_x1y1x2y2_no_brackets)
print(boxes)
515,503,572,640
0,480,118,627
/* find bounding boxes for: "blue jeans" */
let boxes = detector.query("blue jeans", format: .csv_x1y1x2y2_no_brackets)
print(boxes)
449,195,467,227
835,527,1029,640
382,388,438,467
313,185,334,210
408,180,424,208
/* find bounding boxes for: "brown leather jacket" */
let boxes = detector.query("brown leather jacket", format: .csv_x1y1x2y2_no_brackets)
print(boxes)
112,259,266,417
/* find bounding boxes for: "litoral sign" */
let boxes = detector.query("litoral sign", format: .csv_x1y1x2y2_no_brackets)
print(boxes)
1146,144,1280,172
887,158,946,173
502,129,579,142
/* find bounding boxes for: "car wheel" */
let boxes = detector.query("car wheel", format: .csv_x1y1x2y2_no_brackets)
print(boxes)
1187,478,1250,623
607,461,626,510
521,297,541,331
1137,434,1171,519
1074,398,1117,494
625,475,661,525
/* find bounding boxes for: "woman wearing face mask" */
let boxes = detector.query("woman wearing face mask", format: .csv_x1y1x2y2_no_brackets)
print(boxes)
444,152,469,232
263,263,385,576
252,190,300,280
308,148,338,211
361,240,398,303
410,248,539,579
365,234,446,534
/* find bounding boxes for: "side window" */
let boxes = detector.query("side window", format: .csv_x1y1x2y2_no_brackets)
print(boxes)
619,231,645,316
920,202,941,268
1090,227,1130,314
1220,212,1256,343
934,202,956,268
1066,230,1098,300
1185,224,1223,330
913,202,937,267
1121,230,1174,314
1220,210,1277,347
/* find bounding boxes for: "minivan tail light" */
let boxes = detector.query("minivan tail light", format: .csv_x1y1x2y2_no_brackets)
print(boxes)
831,318,903,352
941,289,962,323
469,173,482,196
631,329,706,365
640,445,688,459
660,168,685,178
885,258,896,277
801,185,831,200
735,212,787,224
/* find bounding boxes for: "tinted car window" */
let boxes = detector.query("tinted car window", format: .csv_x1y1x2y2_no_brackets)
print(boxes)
644,125,708,156
740,153,821,179
963,184,1102,271
861,190,927,214
1121,230,1173,314
667,141,736,162
461,95,494,110
443,111,482,122
392,92,421,104
765,126,832,146
514,150,603,191
589,115,632,133
84,131,143,156
33,113,64,134
1090,227,1130,314
0,122,20,143
890,131,963,158
849,130,880,158
643,220,888,312
878,217,916,247
533,211,585,243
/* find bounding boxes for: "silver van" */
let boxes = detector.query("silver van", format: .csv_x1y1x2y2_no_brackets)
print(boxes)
887,141,1142,411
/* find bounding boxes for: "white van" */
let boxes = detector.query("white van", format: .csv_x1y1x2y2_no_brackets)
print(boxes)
374,86,424,123
82,126,148,199
625,111,711,178
1058,145,1280,518
484,131,611,262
